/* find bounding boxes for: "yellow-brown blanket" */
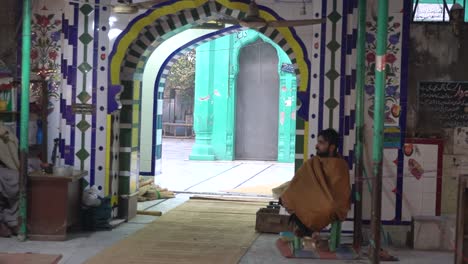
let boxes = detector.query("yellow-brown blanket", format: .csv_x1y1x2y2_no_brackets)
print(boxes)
279,156,351,231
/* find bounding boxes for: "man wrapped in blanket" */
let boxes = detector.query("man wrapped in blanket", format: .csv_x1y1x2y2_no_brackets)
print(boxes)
276,129,351,237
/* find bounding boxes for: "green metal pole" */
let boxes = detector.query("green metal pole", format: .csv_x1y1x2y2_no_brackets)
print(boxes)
370,0,388,262
18,0,32,242
353,0,366,251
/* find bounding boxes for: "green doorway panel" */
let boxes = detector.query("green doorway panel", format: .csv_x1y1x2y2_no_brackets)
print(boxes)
190,29,297,163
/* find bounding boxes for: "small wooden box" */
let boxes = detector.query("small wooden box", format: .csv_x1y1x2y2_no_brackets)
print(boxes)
27,170,86,241
255,208,292,234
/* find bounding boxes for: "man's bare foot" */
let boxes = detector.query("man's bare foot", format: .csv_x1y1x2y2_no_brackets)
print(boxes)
311,232,321,242
379,249,399,261
366,247,399,261
0,223,12,237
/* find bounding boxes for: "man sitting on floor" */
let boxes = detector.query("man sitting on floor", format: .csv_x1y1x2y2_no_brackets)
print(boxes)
277,128,351,237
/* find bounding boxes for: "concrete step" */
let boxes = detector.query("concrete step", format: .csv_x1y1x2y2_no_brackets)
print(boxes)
412,215,456,251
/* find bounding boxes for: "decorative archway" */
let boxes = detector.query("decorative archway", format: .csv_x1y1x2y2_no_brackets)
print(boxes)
146,28,298,173
109,0,311,194
141,25,244,176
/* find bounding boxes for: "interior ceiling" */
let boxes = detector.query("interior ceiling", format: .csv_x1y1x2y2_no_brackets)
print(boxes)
110,0,312,5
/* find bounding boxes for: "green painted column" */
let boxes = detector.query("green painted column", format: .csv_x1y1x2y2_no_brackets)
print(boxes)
370,0,388,263
190,41,215,161
18,0,32,241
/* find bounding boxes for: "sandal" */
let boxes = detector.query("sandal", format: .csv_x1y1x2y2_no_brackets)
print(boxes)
365,247,399,262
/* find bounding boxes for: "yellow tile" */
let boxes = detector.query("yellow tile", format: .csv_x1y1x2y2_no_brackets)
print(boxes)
132,127,139,147
133,81,141,100
132,104,140,122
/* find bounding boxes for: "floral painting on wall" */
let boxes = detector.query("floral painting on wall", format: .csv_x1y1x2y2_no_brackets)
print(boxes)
365,16,402,125
31,8,61,113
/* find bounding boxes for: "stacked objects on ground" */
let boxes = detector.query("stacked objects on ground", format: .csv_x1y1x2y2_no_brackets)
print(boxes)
81,197,112,231
138,178,175,202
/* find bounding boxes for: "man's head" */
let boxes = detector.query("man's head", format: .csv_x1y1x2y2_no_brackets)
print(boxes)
315,129,340,157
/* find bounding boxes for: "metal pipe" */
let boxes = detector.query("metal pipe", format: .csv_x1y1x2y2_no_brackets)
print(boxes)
412,0,419,21
353,0,366,251
18,0,32,242
370,0,388,262
443,0,450,22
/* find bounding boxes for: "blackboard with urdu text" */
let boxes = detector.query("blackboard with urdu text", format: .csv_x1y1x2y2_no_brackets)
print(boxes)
418,81,468,128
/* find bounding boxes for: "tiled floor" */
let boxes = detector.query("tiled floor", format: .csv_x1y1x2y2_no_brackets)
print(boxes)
155,138,294,195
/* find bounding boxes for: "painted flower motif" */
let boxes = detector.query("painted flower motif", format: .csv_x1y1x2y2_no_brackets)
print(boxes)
36,15,50,27
54,20,61,25
366,52,376,63
389,33,400,45
386,53,397,64
393,22,400,28
366,33,375,43
386,85,398,96
365,85,375,95
51,31,60,42
31,49,38,60
49,50,58,60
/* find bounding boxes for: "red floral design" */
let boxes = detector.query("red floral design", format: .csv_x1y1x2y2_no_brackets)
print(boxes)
31,12,61,106
386,53,397,64
36,15,50,27
366,52,376,63
48,50,58,60
365,15,402,125
31,49,38,60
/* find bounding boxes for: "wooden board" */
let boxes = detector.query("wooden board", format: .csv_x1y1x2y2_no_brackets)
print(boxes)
0,253,62,264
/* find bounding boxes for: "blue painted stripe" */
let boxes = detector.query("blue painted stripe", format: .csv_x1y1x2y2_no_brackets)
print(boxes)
65,3,79,166
349,72,356,136
90,0,100,185
350,110,356,129
344,115,350,135
339,0,348,155
345,218,411,226
395,0,412,222
351,28,358,50
318,0,327,133
347,149,354,170
345,74,351,96
69,3,79,46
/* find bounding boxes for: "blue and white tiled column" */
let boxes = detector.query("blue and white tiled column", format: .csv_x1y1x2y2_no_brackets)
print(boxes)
61,0,113,198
